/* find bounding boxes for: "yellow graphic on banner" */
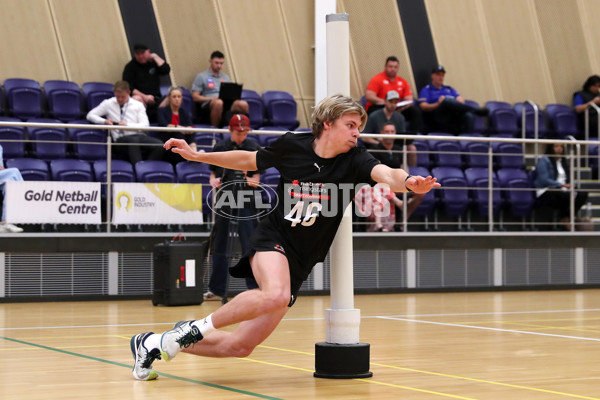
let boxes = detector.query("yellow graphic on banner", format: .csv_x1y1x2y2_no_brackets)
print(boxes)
116,191,133,211
144,183,203,212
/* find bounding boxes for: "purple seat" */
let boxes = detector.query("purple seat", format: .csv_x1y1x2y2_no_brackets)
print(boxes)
497,168,535,217
431,140,462,168
82,82,113,111
546,104,580,139
463,141,490,168
50,159,93,181
70,128,108,160
484,101,512,113
261,90,299,130
193,130,221,152
431,167,469,217
4,78,43,120
257,127,286,147
464,100,486,133
412,139,432,168
514,102,548,138
260,167,280,185
5,158,49,181
408,166,436,217
44,80,82,121
27,118,67,160
492,142,524,169
93,159,135,182
241,89,266,129
0,117,27,158
135,160,175,183
175,161,211,183
488,108,519,137
464,167,502,216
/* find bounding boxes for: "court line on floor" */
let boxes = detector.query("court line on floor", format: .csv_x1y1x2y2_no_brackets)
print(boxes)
0,335,283,400
377,316,600,342
258,344,600,400
2,308,600,331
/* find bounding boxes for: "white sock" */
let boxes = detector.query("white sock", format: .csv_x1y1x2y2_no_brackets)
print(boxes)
144,333,161,350
192,314,216,337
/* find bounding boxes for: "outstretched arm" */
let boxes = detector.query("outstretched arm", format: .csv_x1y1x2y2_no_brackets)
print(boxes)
164,138,258,171
370,164,440,193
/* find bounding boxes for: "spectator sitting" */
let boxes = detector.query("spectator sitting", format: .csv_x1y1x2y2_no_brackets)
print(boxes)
370,122,424,222
362,90,407,148
365,56,423,132
191,50,249,127
355,183,403,232
122,43,171,121
534,141,588,230
419,65,488,134
0,145,24,233
573,75,600,137
87,80,164,164
157,86,196,155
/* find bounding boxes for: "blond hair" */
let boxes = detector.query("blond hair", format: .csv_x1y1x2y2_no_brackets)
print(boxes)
311,94,367,138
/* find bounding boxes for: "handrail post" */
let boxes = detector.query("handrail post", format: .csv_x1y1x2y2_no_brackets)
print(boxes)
106,135,112,233
569,144,575,232
402,146,408,232
488,146,493,232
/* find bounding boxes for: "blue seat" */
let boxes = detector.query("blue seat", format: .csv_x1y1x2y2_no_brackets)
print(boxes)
492,142,524,169
514,102,548,138
462,140,489,168
44,80,82,121
5,158,49,181
431,140,462,168
135,160,175,183
412,139,432,168
193,130,221,152
82,82,113,111
488,108,519,137
431,166,470,217
464,167,502,216
4,78,43,120
484,101,512,113
408,166,436,218
27,118,67,160
50,159,93,181
175,161,211,183
464,99,486,133
70,127,108,160
261,90,299,130
260,167,280,185
241,89,265,129
497,168,535,218
546,104,580,139
0,117,27,158
93,160,135,183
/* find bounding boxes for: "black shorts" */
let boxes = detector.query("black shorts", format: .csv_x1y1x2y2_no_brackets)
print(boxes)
229,227,308,307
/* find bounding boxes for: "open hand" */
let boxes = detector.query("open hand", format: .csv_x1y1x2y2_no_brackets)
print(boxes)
406,175,440,194
164,138,196,161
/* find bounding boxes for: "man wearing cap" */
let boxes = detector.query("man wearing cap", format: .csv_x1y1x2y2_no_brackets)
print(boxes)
204,114,260,302
363,90,407,146
364,56,423,132
419,65,488,134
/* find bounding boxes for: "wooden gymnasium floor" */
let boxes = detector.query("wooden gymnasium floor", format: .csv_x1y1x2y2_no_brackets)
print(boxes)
1,290,599,400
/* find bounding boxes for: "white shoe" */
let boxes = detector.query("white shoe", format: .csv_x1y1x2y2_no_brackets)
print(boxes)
0,223,23,233
130,332,161,381
203,291,222,301
159,320,203,361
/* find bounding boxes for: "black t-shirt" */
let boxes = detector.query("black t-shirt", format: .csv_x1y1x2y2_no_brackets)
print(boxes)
370,142,403,169
210,138,261,183
255,132,379,271
122,59,171,98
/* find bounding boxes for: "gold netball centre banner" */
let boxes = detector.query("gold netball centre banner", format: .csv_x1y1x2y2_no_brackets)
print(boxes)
5,181,101,224
112,183,203,225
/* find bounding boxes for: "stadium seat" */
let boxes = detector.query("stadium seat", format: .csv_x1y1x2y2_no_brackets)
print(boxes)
514,102,548,139
193,130,221,152
27,117,67,160
70,127,108,160
493,142,524,169
0,116,27,158
408,166,436,219
82,82,113,111
261,90,299,130
464,99,486,133
93,159,135,183
412,139,432,168
241,89,265,129
43,80,83,121
175,161,211,183
5,158,49,181
497,168,536,218
464,167,502,217
432,166,470,217
135,160,175,183
50,159,93,181
431,140,462,168
4,78,43,120
488,108,519,137
546,104,580,139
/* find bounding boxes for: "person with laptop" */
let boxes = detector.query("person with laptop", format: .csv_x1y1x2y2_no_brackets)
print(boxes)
191,50,249,127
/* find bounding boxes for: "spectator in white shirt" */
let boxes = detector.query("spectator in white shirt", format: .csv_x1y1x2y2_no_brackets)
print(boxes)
87,80,164,164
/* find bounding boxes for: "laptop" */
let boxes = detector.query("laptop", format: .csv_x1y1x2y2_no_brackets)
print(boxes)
219,82,243,101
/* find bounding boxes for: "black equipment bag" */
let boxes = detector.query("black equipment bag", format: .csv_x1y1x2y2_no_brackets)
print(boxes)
152,239,208,306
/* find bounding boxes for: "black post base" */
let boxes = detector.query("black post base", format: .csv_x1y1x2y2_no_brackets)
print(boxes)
314,342,373,379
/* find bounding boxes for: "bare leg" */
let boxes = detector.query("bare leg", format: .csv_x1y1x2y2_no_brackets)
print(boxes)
210,99,224,127
232,99,249,114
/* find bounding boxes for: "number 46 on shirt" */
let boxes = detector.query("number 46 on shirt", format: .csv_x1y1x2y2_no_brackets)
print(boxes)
284,201,323,227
